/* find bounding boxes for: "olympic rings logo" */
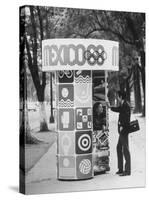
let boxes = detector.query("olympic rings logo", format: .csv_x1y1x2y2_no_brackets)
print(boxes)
84,45,107,66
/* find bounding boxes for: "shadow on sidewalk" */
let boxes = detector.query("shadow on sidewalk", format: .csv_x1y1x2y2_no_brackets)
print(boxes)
20,130,57,174
9,185,19,193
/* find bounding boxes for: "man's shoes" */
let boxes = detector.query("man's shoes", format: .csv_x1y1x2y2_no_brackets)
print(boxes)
115,170,123,175
119,171,131,176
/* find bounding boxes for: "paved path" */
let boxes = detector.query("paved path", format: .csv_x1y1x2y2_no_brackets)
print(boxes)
26,111,146,194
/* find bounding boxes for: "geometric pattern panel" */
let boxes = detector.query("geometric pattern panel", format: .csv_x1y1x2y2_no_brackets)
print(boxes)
76,154,93,179
95,130,109,147
74,70,91,84
57,70,74,83
58,155,76,179
74,83,92,107
75,107,92,130
58,108,74,131
92,130,109,152
58,84,74,107
75,131,92,154
58,132,75,155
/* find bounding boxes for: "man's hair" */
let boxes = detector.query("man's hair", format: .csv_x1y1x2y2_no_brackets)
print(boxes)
118,91,127,100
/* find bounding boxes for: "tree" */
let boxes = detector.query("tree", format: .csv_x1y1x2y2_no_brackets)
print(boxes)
133,59,142,113
20,11,42,144
64,9,145,115
20,6,73,134
21,6,49,132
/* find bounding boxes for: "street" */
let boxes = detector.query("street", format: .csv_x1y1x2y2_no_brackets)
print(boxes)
26,110,145,194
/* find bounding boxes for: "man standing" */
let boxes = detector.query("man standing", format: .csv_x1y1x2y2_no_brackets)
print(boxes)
110,91,131,176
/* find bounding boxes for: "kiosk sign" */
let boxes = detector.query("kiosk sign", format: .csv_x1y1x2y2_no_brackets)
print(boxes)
42,39,119,71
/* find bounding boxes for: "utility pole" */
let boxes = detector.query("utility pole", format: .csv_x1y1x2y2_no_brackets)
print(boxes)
49,72,54,123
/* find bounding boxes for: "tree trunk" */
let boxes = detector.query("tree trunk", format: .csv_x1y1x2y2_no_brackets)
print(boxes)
39,101,49,131
126,79,130,103
140,51,145,116
29,7,49,131
133,64,142,113
20,100,41,145
24,101,33,143
49,72,54,123
141,69,145,116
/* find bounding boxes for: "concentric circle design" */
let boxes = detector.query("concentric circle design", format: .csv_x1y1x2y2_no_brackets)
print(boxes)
78,134,91,151
79,159,91,174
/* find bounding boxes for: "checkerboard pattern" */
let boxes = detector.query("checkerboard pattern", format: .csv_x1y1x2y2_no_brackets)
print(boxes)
76,108,92,130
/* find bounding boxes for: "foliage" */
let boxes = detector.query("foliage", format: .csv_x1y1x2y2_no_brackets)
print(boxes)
20,6,145,116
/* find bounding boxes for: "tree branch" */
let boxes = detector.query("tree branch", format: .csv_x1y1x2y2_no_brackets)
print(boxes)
30,7,38,66
24,36,32,67
89,11,136,45
85,27,135,45
37,6,44,41
37,6,47,89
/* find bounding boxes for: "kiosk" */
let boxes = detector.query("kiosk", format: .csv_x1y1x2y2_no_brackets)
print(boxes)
42,39,119,180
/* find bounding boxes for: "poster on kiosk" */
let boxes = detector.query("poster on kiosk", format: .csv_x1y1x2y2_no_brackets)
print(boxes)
42,39,119,180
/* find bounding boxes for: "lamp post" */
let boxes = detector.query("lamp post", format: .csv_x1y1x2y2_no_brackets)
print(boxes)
49,72,54,123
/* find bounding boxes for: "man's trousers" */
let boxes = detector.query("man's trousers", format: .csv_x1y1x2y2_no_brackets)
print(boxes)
117,129,131,173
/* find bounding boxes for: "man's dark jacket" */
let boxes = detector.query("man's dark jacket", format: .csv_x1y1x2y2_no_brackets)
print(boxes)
111,101,131,132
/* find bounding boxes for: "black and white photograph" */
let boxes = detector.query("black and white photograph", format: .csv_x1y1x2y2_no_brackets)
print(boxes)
19,4,146,195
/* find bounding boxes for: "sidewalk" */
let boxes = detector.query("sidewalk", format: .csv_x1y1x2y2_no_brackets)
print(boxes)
25,111,146,194
24,127,57,172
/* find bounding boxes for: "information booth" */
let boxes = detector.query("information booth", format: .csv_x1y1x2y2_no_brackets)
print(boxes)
42,39,119,180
